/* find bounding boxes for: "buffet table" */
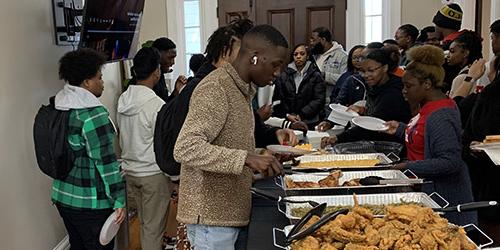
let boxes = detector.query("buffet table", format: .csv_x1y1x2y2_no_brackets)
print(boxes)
246,178,289,250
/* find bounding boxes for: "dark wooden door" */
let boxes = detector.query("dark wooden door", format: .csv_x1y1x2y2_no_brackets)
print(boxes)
218,0,346,48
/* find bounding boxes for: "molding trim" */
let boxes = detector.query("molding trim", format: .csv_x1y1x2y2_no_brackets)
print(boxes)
53,235,70,250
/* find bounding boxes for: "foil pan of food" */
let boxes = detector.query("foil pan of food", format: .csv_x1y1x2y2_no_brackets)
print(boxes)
292,153,393,171
273,204,492,249
277,170,422,196
278,192,447,220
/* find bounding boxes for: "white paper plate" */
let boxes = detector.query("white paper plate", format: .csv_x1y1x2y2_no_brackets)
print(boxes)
99,211,120,246
266,145,311,155
329,104,359,118
351,116,389,131
328,104,359,126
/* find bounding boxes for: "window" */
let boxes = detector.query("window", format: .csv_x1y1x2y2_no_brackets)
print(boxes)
364,0,382,44
184,0,202,75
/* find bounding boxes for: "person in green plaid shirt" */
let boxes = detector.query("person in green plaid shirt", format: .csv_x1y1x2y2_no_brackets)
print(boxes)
52,48,126,250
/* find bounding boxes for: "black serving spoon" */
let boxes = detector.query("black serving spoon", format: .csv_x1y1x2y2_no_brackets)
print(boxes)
433,201,498,213
286,209,349,245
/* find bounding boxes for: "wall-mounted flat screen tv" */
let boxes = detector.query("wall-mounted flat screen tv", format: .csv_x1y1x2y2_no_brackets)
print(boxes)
79,0,145,61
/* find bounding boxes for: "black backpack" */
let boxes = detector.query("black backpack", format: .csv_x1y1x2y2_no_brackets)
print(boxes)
33,96,74,179
153,81,199,176
153,100,181,176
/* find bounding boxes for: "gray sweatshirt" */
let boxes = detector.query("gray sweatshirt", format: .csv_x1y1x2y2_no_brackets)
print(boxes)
117,85,165,177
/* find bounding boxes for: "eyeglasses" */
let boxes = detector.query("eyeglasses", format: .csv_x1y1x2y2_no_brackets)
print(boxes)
359,65,384,76
352,56,364,62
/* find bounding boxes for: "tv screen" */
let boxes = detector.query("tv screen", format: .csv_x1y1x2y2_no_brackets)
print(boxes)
79,0,145,61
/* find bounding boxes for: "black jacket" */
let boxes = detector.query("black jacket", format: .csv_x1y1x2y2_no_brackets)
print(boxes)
462,79,500,221
334,73,366,106
273,62,325,127
337,75,411,143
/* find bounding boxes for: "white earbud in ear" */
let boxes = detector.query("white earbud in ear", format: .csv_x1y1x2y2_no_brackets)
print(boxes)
252,56,258,65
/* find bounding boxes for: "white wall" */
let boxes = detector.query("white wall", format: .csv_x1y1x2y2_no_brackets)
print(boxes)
0,0,171,249
401,0,443,30
0,1,70,249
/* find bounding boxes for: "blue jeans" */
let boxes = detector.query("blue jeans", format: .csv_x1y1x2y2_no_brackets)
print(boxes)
186,224,241,250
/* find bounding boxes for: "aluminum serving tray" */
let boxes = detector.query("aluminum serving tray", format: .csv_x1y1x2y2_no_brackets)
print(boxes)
279,192,446,221
272,224,492,250
292,153,392,171
277,170,419,196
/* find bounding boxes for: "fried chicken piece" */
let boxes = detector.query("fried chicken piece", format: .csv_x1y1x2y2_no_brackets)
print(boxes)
353,206,374,221
385,205,420,222
338,214,357,230
388,220,410,231
332,242,345,250
378,223,407,248
342,178,361,186
286,178,321,188
344,243,378,250
350,211,371,230
394,234,413,250
372,218,386,229
419,232,437,250
318,170,342,187
329,226,366,243
430,229,448,248
364,225,381,246
447,236,462,250
291,236,321,250
379,238,396,250
320,242,338,250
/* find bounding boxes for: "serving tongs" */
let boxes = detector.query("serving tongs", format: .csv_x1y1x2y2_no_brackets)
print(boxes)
285,208,349,245
358,176,424,185
433,201,498,213
250,187,320,207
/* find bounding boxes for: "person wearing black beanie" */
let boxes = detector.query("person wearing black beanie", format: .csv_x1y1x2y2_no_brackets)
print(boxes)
433,3,466,93
433,3,464,50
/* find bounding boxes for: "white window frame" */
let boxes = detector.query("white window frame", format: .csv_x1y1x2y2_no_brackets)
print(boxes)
346,0,401,50
165,0,218,78
184,0,202,75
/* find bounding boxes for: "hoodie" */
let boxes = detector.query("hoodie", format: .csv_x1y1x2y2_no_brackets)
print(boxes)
313,42,348,105
117,85,165,177
55,84,103,110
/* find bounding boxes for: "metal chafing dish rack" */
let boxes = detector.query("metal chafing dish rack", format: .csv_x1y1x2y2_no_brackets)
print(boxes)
277,170,420,196
279,192,446,221
272,224,493,250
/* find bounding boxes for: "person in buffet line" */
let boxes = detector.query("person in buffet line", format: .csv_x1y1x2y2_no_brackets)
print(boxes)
173,25,289,249
383,45,476,226
52,48,126,249
319,47,411,146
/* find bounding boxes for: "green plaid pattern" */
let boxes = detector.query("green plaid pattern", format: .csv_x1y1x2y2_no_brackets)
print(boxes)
52,106,125,209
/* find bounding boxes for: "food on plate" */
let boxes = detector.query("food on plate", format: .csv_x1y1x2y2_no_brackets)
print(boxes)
290,204,476,250
297,159,380,168
295,143,313,151
483,135,500,144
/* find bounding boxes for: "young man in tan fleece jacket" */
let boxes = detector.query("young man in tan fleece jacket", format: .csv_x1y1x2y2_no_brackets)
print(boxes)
173,25,289,249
